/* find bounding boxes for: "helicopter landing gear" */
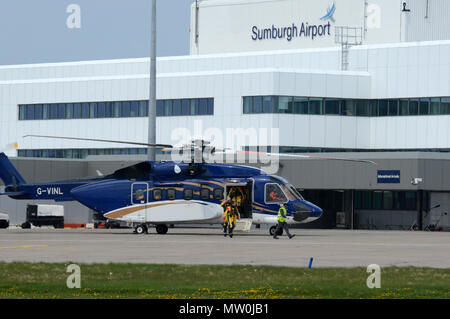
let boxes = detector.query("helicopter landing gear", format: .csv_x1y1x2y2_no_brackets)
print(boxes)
269,225,283,236
156,224,168,234
134,224,148,235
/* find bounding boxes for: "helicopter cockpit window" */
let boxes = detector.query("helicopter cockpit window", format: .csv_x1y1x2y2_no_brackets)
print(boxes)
167,188,176,200
152,189,162,201
200,188,210,201
265,183,288,203
213,188,224,200
280,184,298,201
183,188,193,200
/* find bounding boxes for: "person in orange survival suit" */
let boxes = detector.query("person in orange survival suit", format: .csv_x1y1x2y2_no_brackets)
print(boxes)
221,199,240,238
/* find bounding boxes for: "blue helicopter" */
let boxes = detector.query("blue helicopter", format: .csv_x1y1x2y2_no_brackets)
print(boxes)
0,136,374,235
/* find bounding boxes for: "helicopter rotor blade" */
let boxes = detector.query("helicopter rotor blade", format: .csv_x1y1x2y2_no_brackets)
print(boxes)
23,135,173,149
236,150,377,165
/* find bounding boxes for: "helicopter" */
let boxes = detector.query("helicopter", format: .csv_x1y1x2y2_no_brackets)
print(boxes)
0,136,375,235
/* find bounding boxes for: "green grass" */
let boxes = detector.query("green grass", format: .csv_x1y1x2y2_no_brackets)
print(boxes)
0,262,449,299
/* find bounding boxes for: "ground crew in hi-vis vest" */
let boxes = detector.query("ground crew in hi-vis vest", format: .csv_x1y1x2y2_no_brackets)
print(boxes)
221,199,240,238
273,203,295,239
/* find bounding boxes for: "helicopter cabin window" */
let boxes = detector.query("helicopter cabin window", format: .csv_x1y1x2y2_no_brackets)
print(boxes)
183,188,193,200
200,188,210,201
265,183,288,203
213,188,224,200
152,189,162,201
166,188,176,200
135,189,145,201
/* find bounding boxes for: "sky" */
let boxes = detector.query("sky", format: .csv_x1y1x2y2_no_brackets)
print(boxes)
0,0,194,65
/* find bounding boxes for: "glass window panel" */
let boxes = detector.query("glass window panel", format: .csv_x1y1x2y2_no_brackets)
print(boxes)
65,103,73,119
105,102,112,117
19,105,26,120
26,105,35,120
156,100,163,116
262,96,273,113
278,96,292,113
183,189,193,200
430,98,440,115
293,97,309,114
440,98,450,115
190,99,198,115
341,100,355,116
181,99,190,115
362,191,372,209
356,100,370,116
81,103,89,118
325,99,340,115
138,101,147,117
252,96,262,113
309,98,323,115
34,104,43,120
265,184,288,203
200,188,210,200
97,102,105,118
199,99,207,115
172,100,182,116
58,103,65,119
243,97,252,114
419,98,429,115
378,100,388,116
113,102,121,117
383,191,393,210
164,100,173,116
399,99,409,115
387,100,398,116
372,191,383,210
50,104,58,119
368,100,378,116
73,103,81,119
404,192,417,210
89,102,97,118
408,99,419,115
42,104,50,119
130,101,138,117
122,101,130,117
207,98,214,115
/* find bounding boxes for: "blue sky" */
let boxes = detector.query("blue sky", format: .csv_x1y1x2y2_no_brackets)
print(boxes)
0,0,194,65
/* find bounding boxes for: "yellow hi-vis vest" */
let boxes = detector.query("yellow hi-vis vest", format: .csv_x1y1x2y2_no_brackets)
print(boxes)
277,206,287,223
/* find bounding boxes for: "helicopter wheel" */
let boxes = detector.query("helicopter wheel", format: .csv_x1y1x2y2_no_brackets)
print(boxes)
135,224,147,235
269,226,283,236
156,224,168,234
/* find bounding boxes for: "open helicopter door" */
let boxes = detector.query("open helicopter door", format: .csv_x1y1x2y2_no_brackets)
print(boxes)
224,181,253,232
131,182,149,205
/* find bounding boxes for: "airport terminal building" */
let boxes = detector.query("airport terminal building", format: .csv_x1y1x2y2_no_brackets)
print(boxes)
1,0,450,230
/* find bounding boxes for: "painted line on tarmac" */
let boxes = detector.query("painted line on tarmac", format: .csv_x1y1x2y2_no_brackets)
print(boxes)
0,245,48,250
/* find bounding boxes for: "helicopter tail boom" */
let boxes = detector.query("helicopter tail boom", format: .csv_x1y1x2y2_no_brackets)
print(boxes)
0,152,27,187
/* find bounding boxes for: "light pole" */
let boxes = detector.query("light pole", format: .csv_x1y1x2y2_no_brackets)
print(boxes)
147,0,157,161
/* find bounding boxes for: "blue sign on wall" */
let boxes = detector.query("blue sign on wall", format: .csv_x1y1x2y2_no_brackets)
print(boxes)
377,170,401,184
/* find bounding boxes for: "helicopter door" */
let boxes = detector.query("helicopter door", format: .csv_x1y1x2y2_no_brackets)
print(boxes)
131,182,149,205
225,183,253,219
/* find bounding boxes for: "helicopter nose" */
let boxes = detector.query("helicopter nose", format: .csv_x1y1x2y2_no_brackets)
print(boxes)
292,202,323,222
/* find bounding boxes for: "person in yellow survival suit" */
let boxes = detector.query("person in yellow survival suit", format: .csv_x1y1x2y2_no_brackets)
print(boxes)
221,199,240,238
228,187,245,216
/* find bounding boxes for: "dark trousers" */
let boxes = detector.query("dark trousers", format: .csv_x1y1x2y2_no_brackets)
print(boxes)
274,222,292,237
223,222,235,235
